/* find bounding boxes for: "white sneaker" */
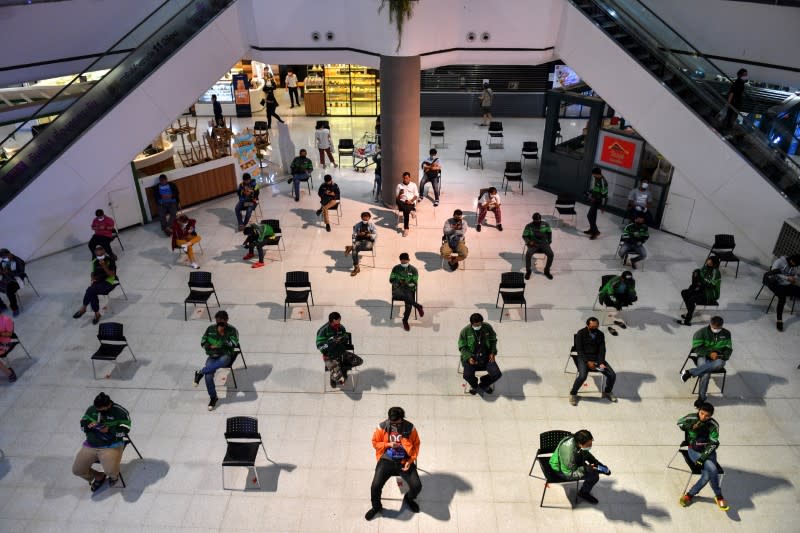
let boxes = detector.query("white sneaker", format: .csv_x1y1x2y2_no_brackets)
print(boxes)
191,262,199,269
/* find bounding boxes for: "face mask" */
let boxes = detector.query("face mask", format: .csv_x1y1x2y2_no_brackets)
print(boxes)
472,325,481,331
582,446,592,452
741,75,748,81
400,263,409,268
641,183,649,190
0,258,8,264
710,328,722,334
216,322,226,328
96,255,106,261
97,217,104,221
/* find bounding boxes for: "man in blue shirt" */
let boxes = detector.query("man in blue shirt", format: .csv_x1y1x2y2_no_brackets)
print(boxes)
155,174,180,236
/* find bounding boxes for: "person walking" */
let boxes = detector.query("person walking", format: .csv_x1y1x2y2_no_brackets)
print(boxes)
522,212,553,279
458,313,502,395
315,122,337,169
724,68,747,130
263,80,284,129
585,168,608,239
212,94,224,127
193,310,239,411
677,402,729,510
390,253,424,331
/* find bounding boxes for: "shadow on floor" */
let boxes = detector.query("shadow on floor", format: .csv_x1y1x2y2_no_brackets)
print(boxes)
207,207,238,230
323,249,359,274
596,478,671,527
251,460,298,492
712,370,790,405
414,251,444,273
290,207,322,229
708,467,792,522
378,469,472,522
355,298,392,328
481,367,542,401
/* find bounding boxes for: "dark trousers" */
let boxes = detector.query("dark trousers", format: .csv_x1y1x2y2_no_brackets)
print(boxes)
214,114,225,128
600,294,633,311
393,287,420,321
525,244,554,273
463,359,502,390
681,288,712,323
288,87,300,106
266,105,282,128
0,280,20,311
374,173,382,199
82,281,115,312
88,235,114,259
235,201,255,226
587,204,600,233
158,202,178,231
557,466,600,494
396,201,415,230
569,358,616,395
370,458,422,510
768,282,800,320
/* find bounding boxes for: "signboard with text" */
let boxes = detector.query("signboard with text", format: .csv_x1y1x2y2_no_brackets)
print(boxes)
594,130,643,176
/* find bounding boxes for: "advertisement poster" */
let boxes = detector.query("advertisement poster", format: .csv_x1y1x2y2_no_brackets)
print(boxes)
232,73,252,117
234,129,261,181
552,64,581,89
595,130,642,175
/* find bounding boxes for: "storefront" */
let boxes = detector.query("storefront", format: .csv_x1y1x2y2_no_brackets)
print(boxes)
303,64,380,117
195,60,268,117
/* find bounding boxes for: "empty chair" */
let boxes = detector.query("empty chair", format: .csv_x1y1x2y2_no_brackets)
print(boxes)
429,120,445,147
528,430,581,507
90,322,137,379
337,138,355,167
184,271,221,321
707,234,740,278
496,272,527,322
501,161,523,195
253,121,270,166
520,141,539,169
464,140,483,169
552,194,577,226
226,343,248,389
284,271,314,321
221,416,270,490
487,121,504,148
679,349,727,397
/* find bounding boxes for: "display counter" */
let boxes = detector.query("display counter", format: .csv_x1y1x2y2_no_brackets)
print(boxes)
133,140,175,176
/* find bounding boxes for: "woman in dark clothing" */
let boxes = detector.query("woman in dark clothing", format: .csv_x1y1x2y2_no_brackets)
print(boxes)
263,81,284,129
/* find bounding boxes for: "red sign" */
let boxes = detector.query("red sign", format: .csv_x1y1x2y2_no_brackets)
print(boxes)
599,135,637,170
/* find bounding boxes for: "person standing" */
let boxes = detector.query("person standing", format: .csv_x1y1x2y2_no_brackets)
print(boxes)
345,212,377,277
476,187,502,232
390,253,424,331
395,172,419,237
285,69,300,108
88,209,116,260
626,180,654,225
155,174,180,236
678,256,721,326
765,254,800,332
193,310,239,411
0,249,26,317
585,167,608,239
724,68,747,130
569,317,617,406
171,214,201,269
72,245,118,325
71,392,131,491
316,311,364,388
234,174,260,230
419,148,442,206
619,214,649,270
211,94,224,127
458,313,502,395
263,80,284,129
0,313,18,382
316,174,341,232
478,79,493,126
441,209,469,271
677,402,729,510
242,220,277,269
289,148,313,202
549,429,610,504
365,406,422,520
681,316,732,407
522,212,553,280
373,150,382,202
314,122,338,169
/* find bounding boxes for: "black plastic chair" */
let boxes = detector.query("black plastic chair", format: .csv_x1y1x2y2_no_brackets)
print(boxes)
563,337,606,393
284,271,314,322
429,120,445,147
184,271,220,321
226,344,248,389
528,430,581,507
222,416,269,490
521,141,539,169
92,433,142,489
337,138,355,167
390,288,418,320
552,194,577,226
464,140,483,169
667,430,726,494
90,322,137,379
592,274,617,314
502,161,523,195
496,272,526,322
679,349,727,396
707,234,740,278
487,121,504,148
262,218,286,251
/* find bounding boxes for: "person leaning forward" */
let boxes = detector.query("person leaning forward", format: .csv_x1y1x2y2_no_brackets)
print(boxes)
458,313,502,395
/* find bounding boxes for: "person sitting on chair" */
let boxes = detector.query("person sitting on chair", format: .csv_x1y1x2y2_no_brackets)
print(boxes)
678,256,721,326
765,254,800,332
234,174,260,231
0,249,26,317
171,214,201,270
458,313,502,395
193,310,239,411
677,402,728,511
345,212,377,277
289,148,313,202
523,212,553,280
316,174,340,232
626,179,653,225
390,253,425,332
242,221,277,269
681,316,732,407
0,313,18,382
395,172,419,237
549,429,610,505
569,317,617,406
441,209,469,271
365,406,422,521
89,209,117,260
72,392,131,492
316,311,364,388
419,148,442,206
72,245,118,325
598,271,636,336
476,187,502,232
619,215,649,269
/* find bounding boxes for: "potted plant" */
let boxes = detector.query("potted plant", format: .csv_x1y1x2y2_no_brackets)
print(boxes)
379,0,417,52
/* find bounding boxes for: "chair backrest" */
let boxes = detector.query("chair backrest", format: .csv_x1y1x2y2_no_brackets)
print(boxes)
499,271,525,289
225,416,261,439
488,121,503,132
98,322,125,341
522,141,538,153
253,120,267,132
430,120,445,131
555,194,575,207
188,271,214,288
465,140,481,151
504,161,522,173
538,430,573,455
600,274,616,290
477,187,490,200
712,234,735,250
338,138,354,150
263,219,282,234
285,271,311,288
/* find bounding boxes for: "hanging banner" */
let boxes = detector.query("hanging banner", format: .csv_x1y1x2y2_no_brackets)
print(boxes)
234,129,261,180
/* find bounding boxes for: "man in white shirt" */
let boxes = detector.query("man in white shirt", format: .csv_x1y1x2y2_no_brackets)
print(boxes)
395,172,419,237
476,186,502,232
285,69,299,108
626,180,654,225
419,148,442,206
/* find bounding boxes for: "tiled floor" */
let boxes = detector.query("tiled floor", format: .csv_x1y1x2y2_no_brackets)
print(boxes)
1,101,798,533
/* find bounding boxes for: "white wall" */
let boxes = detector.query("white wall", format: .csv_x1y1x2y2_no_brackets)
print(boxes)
556,1,797,265
0,3,248,260
640,0,800,88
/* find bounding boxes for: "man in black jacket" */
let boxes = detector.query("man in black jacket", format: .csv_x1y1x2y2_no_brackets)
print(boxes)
569,317,617,406
316,174,341,232
0,249,26,316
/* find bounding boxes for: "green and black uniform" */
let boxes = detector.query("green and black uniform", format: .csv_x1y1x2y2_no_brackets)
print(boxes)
587,175,608,234
389,264,421,321
677,412,723,497
599,275,637,310
290,155,313,200
201,324,239,359
681,264,721,324
522,220,554,274
457,322,502,391
83,256,118,312
244,221,276,262
315,322,362,385
689,325,732,401
620,222,649,265
80,403,131,448
549,435,601,494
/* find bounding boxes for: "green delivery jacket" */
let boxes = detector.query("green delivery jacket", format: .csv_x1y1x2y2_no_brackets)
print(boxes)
80,403,131,448
677,412,720,462
692,326,732,360
201,324,239,359
457,323,497,364
549,435,598,479
691,265,721,303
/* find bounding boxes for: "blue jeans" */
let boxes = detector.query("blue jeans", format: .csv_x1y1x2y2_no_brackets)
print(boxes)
688,356,725,400
619,242,647,262
374,173,381,198
419,176,440,201
235,200,255,227
353,240,374,266
201,354,232,399
687,448,722,497
292,173,309,200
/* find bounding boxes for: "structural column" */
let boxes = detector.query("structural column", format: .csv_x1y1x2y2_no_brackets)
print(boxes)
379,55,421,207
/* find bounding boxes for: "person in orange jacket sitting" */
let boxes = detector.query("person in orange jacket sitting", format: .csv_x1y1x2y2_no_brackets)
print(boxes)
365,406,422,521
171,214,201,269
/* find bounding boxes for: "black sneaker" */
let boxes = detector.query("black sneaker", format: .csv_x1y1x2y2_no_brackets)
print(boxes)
193,371,202,387
330,378,337,389
476,224,482,232
497,224,503,232
365,508,381,521
613,320,627,329
525,271,531,280
578,491,598,504
325,224,331,232
681,370,692,383
481,385,494,394
544,271,553,280
90,474,107,492
316,209,322,216
433,200,439,207
208,397,218,411
404,496,420,513
607,326,618,336
468,387,478,395
676,319,691,326
107,477,118,488
583,230,593,235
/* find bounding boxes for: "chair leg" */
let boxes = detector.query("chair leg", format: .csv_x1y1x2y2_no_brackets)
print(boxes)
118,284,128,300
524,304,527,322
540,484,547,507
239,352,248,369
229,368,238,389
766,295,776,314
118,471,126,488
499,303,505,323
127,346,137,361
306,302,311,321
214,293,221,307
27,279,40,297
184,303,188,321
91,360,97,380
720,371,726,394
284,303,288,322
735,262,739,278
127,440,143,460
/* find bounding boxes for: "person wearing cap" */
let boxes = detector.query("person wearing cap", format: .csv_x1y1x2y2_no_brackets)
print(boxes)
619,214,649,270
316,174,340,232
72,245,118,325
88,209,117,260
72,392,131,491
390,253,425,331
171,213,201,269
681,316,732,407
476,186,502,232
522,212,554,280
0,313,18,382
194,310,239,411
549,429,610,504
365,406,422,520
626,179,654,225
585,167,608,239
0,248,26,317
478,79,493,126
458,313,502,395
441,209,469,271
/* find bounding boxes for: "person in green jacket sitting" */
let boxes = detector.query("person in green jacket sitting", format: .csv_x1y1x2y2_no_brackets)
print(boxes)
619,214,649,269
598,271,637,335
681,316,732,407
72,392,131,492
194,310,239,411
390,253,424,331
677,402,729,511
549,429,610,504
242,221,277,269
678,255,721,326
458,313,502,395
